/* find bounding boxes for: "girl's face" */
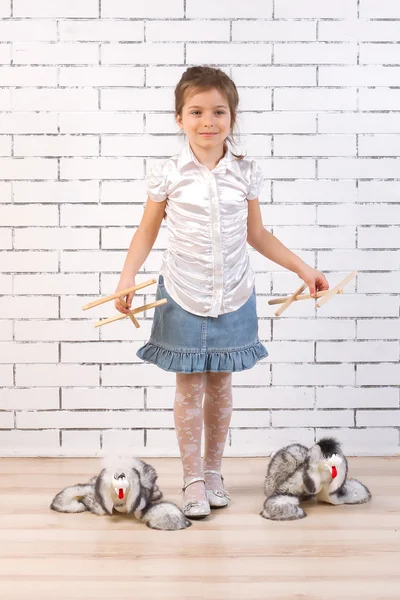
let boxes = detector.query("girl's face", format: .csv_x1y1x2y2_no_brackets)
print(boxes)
176,87,232,152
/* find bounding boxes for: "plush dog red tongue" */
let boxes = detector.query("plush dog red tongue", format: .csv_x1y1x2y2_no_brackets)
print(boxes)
331,466,337,479
118,488,124,499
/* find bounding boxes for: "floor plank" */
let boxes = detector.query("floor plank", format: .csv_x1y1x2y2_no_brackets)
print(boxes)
0,457,399,600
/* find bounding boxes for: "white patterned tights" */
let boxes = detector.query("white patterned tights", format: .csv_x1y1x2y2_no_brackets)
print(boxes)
173,372,233,505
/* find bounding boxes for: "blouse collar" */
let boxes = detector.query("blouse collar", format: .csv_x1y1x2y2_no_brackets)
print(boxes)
177,138,242,177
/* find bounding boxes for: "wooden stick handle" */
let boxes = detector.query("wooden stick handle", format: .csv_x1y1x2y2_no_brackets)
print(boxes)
119,297,140,329
82,278,157,311
269,289,341,306
275,283,307,317
94,298,167,328
317,271,357,308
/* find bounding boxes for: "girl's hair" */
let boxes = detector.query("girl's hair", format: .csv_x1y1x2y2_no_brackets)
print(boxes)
175,65,245,159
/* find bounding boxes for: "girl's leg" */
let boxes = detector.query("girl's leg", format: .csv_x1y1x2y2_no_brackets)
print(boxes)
203,372,233,495
174,372,207,505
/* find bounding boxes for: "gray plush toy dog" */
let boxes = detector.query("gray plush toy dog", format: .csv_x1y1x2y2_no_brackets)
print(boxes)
51,456,191,531
261,437,371,521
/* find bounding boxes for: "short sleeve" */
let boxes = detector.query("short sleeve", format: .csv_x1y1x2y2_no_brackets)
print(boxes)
247,160,264,200
146,162,168,202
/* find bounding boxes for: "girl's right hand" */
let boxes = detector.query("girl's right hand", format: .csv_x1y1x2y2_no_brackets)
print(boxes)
114,277,136,315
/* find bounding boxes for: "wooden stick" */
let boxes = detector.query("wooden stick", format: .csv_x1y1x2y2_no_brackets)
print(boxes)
119,297,140,329
94,298,167,328
274,283,307,317
269,289,343,306
317,271,358,308
82,278,157,311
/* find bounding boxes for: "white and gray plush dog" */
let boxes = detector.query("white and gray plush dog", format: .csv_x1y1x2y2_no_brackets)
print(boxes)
261,437,371,521
51,456,191,531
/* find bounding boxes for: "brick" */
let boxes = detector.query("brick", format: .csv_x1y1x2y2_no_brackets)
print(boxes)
317,341,399,363
101,0,184,18
274,225,355,248
356,410,400,427
318,158,400,179
319,20,400,42
15,320,99,342
357,319,400,340
0,113,57,133
13,181,99,204
272,410,353,428
102,43,183,65
241,112,316,134
60,158,143,180
0,297,58,319
319,66,400,87
60,66,144,87
16,364,99,387
0,228,12,248
0,430,61,455
0,320,12,340
358,227,400,249
14,273,99,295
187,43,272,65
360,88,400,111
275,43,357,65
274,0,357,18
60,20,143,42
13,43,99,65
357,272,400,294
14,228,99,250
61,430,101,454
62,387,143,410
233,20,316,42
360,44,400,65
13,0,99,17
2,388,59,410
61,341,142,363
102,429,145,452
147,20,229,42
275,88,356,111
273,319,355,341
101,134,181,157
232,66,316,87
318,249,400,271
14,135,99,157
360,0,400,18
0,342,58,363
273,364,355,386
0,365,13,386
274,135,356,157
186,0,272,18
0,251,57,273
358,181,400,203
12,89,98,112
60,112,143,134
359,134,400,157
0,158,57,180
316,388,398,409
0,66,57,86
357,364,400,385
273,180,356,204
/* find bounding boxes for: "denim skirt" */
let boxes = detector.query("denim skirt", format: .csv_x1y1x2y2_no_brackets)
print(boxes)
136,275,268,373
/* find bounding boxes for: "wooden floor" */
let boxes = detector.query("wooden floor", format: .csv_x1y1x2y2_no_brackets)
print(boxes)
0,457,399,600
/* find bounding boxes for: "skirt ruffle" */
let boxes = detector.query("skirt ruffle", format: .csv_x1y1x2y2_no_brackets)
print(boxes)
136,341,268,373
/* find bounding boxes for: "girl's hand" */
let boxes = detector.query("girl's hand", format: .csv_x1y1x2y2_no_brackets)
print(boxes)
114,277,136,315
297,265,329,298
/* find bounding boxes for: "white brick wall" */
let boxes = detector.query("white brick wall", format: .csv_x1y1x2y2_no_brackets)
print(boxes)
0,0,399,457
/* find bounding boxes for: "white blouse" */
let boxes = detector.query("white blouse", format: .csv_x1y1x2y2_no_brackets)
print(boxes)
147,140,264,318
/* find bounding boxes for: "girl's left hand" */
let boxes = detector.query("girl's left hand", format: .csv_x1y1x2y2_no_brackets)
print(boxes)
297,265,329,298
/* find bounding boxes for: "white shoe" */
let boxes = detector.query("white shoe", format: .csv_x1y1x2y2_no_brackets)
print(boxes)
181,477,210,519
204,470,231,508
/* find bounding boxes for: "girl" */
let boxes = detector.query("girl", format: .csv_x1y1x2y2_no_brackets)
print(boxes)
114,66,329,519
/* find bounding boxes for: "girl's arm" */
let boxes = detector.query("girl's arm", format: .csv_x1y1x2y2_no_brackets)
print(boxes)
247,198,329,297
115,197,167,314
